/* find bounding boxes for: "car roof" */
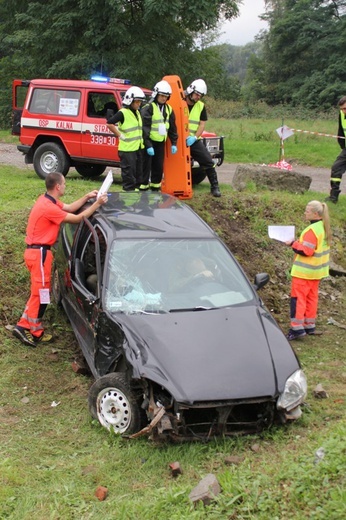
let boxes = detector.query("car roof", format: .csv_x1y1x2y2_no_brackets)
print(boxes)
92,192,217,240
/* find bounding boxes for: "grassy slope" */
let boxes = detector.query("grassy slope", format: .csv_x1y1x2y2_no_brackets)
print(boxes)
0,160,345,518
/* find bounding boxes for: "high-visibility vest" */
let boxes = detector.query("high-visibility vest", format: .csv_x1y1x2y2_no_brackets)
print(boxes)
291,220,330,279
188,101,204,138
118,108,144,152
341,110,346,133
148,102,172,142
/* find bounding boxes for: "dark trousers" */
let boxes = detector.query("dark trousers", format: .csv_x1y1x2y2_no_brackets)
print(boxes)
119,149,143,191
190,139,219,188
330,147,346,190
142,141,166,186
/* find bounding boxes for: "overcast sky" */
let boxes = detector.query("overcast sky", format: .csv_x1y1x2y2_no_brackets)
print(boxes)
217,0,268,46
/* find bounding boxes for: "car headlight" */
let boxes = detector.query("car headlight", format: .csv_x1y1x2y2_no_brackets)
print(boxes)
277,369,307,412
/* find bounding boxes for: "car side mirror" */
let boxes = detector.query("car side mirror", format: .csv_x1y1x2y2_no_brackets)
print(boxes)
253,272,270,291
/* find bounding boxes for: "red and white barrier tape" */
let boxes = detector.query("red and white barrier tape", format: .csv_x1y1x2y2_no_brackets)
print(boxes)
288,128,345,140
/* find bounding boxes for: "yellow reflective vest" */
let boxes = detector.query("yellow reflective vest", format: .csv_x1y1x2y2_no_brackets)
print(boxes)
148,102,172,142
341,110,346,133
291,220,330,279
118,108,144,152
188,101,204,138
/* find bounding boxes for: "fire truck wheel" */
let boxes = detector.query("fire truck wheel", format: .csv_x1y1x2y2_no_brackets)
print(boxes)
192,167,206,185
74,163,106,178
33,142,70,179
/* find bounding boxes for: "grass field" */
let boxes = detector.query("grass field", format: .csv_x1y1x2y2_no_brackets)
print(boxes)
0,126,345,519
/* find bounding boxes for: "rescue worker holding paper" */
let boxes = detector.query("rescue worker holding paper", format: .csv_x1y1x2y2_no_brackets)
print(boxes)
13,172,108,348
285,200,331,341
140,80,178,191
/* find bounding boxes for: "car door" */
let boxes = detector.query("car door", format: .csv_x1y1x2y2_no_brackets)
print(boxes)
65,219,106,371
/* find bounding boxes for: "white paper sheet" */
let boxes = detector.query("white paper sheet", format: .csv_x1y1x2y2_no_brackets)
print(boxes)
268,225,295,242
276,125,295,140
97,170,113,199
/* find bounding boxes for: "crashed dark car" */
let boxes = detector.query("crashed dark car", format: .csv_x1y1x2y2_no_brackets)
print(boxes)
52,192,307,441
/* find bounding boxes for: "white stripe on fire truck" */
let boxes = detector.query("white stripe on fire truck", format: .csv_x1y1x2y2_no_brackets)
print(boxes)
20,118,113,135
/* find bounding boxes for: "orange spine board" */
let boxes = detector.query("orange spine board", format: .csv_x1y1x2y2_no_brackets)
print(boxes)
161,75,193,200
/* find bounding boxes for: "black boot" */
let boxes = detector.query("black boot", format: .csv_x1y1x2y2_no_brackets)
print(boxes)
325,187,341,203
207,170,221,197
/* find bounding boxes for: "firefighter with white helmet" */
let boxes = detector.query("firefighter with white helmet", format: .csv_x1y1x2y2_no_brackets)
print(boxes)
107,86,146,191
185,79,221,197
140,80,178,191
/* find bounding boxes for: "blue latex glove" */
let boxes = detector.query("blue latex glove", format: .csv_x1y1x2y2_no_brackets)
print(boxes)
147,147,155,156
186,136,197,147
171,145,177,155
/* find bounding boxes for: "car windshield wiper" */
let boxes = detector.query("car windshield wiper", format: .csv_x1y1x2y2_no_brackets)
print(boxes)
170,306,215,312
131,309,169,315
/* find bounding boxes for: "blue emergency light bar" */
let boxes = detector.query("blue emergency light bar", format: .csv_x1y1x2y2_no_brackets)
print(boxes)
91,75,131,85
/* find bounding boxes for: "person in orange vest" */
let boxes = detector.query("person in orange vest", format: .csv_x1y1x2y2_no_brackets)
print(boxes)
285,200,331,341
185,78,221,197
13,172,108,347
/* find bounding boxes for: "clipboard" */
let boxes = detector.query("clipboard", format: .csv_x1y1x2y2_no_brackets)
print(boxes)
268,225,295,242
97,170,113,199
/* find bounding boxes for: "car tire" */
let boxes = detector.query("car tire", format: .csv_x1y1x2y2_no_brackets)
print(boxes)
74,163,106,179
192,167,206,185
33,142,70,179
88,373,145,434
51,263,62,306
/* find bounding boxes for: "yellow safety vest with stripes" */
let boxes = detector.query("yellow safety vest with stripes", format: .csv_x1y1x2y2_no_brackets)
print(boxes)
118,108,144,152
341,110,346,133
188,101,204,139
291,220,330,279
149,102,172,142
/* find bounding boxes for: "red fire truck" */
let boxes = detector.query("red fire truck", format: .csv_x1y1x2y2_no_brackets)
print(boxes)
12,76,224,195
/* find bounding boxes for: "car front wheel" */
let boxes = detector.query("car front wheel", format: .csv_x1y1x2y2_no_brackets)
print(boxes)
88,373,145,434
33,142,70,179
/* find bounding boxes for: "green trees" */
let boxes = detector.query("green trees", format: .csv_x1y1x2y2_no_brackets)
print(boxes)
249,0,346,108
0,0,240,84
1,0,345,127
0,0,241,125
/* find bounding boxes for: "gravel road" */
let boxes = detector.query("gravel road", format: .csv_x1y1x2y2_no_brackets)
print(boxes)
0,142,331,193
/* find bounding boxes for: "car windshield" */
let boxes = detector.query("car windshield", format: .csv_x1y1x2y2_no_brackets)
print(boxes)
104,238,255,314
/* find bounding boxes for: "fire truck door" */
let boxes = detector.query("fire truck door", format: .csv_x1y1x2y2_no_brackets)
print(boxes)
81,91,119,162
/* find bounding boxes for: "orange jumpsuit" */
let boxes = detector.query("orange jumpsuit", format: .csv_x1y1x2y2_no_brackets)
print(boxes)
17,194,67,338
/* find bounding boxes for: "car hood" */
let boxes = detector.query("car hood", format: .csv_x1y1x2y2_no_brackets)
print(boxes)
114,305,300,404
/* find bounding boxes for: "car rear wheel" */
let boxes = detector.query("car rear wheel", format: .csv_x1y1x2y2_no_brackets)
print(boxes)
33,142,70,179
74,163,106,178
192,167,206,185
88,373,145,434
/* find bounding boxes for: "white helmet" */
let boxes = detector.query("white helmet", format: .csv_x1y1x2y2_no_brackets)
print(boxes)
186,79,207,97
152,80,172,100
122,86,146,106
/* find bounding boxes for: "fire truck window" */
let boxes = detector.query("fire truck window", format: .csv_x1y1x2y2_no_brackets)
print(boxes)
29,88,80,116
87,93,118,118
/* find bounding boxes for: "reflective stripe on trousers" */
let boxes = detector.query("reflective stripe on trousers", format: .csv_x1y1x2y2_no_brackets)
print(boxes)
17,248,53,337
